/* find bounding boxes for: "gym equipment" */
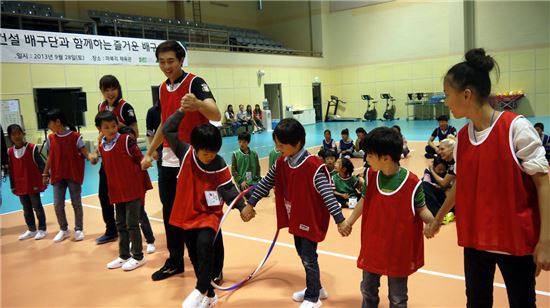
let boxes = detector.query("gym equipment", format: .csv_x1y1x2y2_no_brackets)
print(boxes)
361,94,378,121
380,93,399,121
325,95,361,122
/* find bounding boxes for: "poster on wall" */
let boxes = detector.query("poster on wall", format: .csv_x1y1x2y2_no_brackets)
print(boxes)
0,28,188,66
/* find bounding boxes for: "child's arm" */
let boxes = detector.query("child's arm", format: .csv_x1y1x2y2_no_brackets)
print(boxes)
42,143,51,185
247,163,276,207
127,137,144,164
341,198,364,236
218,181,255,222
416,206,434,225
162,109,191,161
532,172,550,276
314,169,345,224
33,145,46,174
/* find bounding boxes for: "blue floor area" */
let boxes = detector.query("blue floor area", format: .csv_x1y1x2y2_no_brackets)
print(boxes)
2,116,549,215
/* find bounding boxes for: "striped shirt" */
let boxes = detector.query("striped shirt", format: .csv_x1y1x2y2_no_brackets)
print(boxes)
248,147,345,224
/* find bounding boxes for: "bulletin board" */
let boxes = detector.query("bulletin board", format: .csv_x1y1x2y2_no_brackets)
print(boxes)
1,99,23,132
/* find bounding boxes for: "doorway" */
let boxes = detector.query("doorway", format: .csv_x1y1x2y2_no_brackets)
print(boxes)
264,83,283,119
312,83,322,122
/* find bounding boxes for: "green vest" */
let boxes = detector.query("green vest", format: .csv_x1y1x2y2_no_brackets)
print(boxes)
332,173,358,194
268,148,281,169
233,149,260,185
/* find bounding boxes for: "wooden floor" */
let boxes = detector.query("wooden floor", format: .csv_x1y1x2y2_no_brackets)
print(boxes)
1,141,549,307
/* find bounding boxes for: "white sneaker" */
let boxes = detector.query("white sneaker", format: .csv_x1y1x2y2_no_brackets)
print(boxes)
146,243,156,254
299,300,322,308
292,288,329,302
74,230,84,241
121,257,146,271
107,257,129,269
182,289,205,308
34,230,47,240
18,230,37,240
207,295,218,307
53,230,70,242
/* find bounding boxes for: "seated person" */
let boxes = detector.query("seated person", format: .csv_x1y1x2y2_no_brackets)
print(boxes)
237,104,253,132
353,127,367,159
534,122,550,162
392,125,410,158
252,104,265,132
339,129,355,158
224,104,240,133
425,115,457,159
332,158,363,208
318,129,337,157
322,149,338,177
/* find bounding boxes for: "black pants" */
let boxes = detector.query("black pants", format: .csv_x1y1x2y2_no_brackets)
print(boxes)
294,235,322,302
115,199,143,261
99,165,117,236
158,165,186,269
140,206,155,244
186,228,224,297
464,248,536,308
20,193,46,231
422,182,447,216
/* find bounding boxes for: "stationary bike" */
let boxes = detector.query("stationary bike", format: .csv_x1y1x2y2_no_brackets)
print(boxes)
380,93,399,121
362,95,377,121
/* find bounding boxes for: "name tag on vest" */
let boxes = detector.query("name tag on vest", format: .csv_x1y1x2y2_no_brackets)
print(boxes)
205,191,222,207
299,224,310,232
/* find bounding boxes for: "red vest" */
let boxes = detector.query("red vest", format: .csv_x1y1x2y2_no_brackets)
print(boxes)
455,112,539,256
274,155,331,243
48,132,85,185
8,144,46,196
98,134,152,204
358,168,424,277
159,73,209,147
98,99,128,125
169,148,233,231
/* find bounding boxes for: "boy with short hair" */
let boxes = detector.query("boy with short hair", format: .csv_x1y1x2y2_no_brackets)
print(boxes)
341,127,435,308
95,111,153,271
245,118,347,308
231,132,261,195
164,106,252,308
425,115,457,158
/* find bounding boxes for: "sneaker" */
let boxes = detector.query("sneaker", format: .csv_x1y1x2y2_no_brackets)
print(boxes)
182,289,205,308
122,257,146,271
299,300,322,308
107,257,129,269
292,288,329,302
151,264,184,281
146,243,156,254
18,230,37,240
213,272,223,285
96,234,118,245
34,230,47,240
74,230,84,241
53,230,70,242
198,294,218,308
442,212,455,225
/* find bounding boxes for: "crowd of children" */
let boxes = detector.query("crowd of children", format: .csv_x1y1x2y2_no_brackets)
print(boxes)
5,45,549,308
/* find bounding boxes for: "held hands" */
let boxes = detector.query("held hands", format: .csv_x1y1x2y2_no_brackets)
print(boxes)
240,181,249,191
141,154,153,170
534,239,550,277
240,203,256,222
424,220,441,239
88,153,98,165
337,220,352,237
181,93,201,112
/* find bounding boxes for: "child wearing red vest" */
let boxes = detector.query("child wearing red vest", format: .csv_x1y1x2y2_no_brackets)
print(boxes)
7,124,48,241
245,118,347,308
425,48,550,308
95,74,139,245
42,109,96,243
341,127,434,308
95,111,153,271
163,108,250,308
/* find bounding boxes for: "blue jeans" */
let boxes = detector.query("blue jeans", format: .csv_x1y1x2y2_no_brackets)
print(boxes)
294,235,321,302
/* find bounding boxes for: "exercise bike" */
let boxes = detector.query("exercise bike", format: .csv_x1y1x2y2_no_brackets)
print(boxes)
362,94,377,121
380,93,399,121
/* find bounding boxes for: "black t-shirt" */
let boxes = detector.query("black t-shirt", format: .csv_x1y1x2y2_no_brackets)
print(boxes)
146,103,162,156
98,98,137,126
431,126,457,141
158,71,215,115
